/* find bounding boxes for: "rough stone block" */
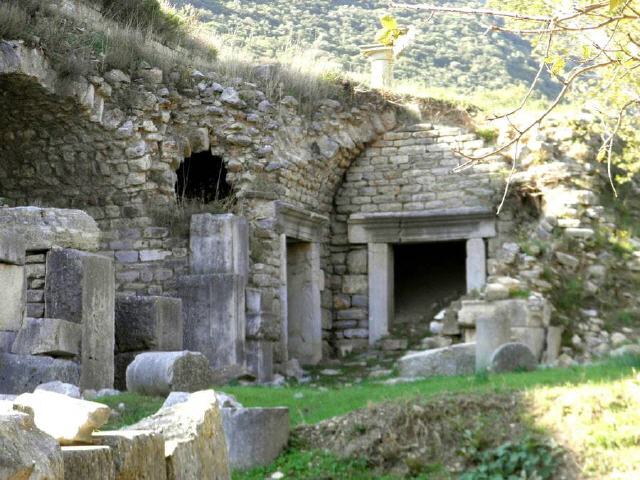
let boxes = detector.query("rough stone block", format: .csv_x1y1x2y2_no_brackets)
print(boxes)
0,353,80,394
0,406,64,480
475,316,511,372
457,300,495,328
489,342,537,373
0,230,25,265
115,294,183,353
398,343,476,378
45,248,115,390
93,430,167,480
0,263,26,331
222,407,289,470
62,446,115,480
246,312,279,340
245,340,273,383
35,381,81,399
11,317,81,357
129,390,231,480
177,274,245,369
543,326,564,363
126,351,213,396
189,214,248,276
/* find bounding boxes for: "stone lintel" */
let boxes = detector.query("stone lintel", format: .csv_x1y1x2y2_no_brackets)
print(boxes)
275,201,328,243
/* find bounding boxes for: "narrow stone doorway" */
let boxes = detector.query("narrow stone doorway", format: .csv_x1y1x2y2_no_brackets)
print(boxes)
285,239,322,365
393,241,467,337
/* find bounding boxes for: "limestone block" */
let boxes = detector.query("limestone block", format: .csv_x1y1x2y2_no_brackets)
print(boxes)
177,274,245,369
457,300,495,328
0,207,100,251
126,351,213,396
0,407,64,480
245,340,273,383
14,390,111,444
398,343,476,378
129,390,231,480
35,381,81,399
45,248,115,390
475,316,511,372
11,317,81,356
346,249,367,274
93,430,167,480
246,312,279,340
62,446,115,480
221,407,289,470
0,353,80,394
466,238,486,292
189,214,248,276
543,326,564,363
115,294,183,353
0,263,26,331
0,230,25,265
0,331,16,352
512,327,546,361
489,342,537,373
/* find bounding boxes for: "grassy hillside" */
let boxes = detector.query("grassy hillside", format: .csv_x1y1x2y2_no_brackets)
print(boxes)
175,0,559,97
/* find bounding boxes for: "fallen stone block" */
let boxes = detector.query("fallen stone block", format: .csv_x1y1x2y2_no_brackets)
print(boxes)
115,294,183,353
222,407,289,470
35,381,81,399
0,263,26,331
0,353,80,394
14,390,111,444
129,390,231,480
0,230,25,265
0,407,64,480
93,430,166,480
62,446,115,480
11,317,81,357
490,342,537,373
398,343,476,378
126,351,213,396
162,391,242,410
45,247,115,390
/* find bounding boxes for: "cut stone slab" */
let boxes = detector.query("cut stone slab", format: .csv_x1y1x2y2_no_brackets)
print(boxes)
245,340,273,383
93,430,166,480
0,263,26,331
490,342,537,373
11,317,81,356
0,230,25,265
0,330,16,352
126,351,213,396
397,343,476,378
62,446,115,480
543,326,564,363
0,407,64,480
189,214,248,276
129,390,231,480
45,248,115,390
35,381,81,399
14,390,111,444
475,316,511,372
115,294,183,353
512,326,546,361
0,207,100,252
0,353,80,394
222,407,290,470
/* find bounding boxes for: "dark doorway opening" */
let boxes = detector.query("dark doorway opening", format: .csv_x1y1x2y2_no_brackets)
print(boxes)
393,241,466,335
175,151,230,203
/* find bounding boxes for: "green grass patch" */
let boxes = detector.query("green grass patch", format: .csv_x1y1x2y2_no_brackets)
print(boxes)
97,392,163,430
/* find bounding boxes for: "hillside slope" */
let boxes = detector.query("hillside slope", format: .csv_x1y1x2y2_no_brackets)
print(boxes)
176,0,559,96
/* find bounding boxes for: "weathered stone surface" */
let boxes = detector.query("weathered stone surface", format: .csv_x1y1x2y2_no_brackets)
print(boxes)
0,263,26,331
45,248,115,390
93,430,166,480
475,316,511,372
398,343,476,378
511,327,546,361
0,331,16,352
115,294,183,353
245,340,273,383
162,391,242,410
0,207,100,252
0,230,25,265
126,351,213,396
11,317,81,356
221,407,290,470
14,390,111,444
177,274,245,369
62,446,115,480
0,406,64,480
489,342,537,373
0,353,80,394
129,390,231,480
543,326,563,363
189,214,248,276
35,381,81,399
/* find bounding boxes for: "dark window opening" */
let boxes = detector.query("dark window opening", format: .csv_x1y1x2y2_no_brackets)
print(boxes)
175,151,230,204
393,241,466,335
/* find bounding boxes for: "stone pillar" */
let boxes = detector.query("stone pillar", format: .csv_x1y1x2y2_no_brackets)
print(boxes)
0,231,26,342
360,45,395,89
367,243,393,345
475,315,511,372
277,234,288,364
466,238,486,293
